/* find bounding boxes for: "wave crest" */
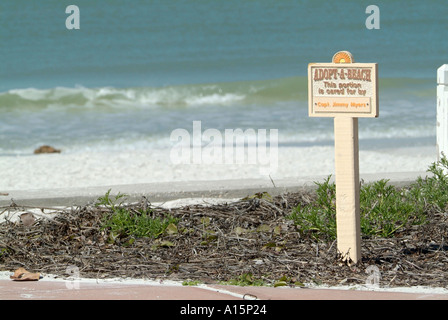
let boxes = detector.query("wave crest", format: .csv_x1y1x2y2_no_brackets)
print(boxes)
0,76,432,111
0,77,306,111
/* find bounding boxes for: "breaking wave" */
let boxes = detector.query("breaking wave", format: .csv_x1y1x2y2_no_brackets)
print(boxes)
0,77,307,111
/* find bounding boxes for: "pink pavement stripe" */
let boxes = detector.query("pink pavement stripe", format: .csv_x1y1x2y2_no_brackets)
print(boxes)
1,280,448,300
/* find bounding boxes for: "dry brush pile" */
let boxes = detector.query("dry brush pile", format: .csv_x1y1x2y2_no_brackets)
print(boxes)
1,187,448,288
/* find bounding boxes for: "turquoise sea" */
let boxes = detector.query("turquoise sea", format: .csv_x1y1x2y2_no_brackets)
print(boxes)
0,0,446,155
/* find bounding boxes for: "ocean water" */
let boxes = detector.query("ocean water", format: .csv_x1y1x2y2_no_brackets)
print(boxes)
0,0,446,157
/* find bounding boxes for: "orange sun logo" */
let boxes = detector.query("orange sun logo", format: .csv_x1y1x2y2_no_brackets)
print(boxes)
332,51,354,64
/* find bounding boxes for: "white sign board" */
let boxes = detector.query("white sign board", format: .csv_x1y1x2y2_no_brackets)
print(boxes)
308,63,378,117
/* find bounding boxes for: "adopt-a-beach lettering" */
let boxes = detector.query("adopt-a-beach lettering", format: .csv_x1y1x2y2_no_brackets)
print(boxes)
308,63,378,117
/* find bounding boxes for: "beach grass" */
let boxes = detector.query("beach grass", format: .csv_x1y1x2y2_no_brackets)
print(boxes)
288,155,448,240
97,189,178,240
411,154,448,213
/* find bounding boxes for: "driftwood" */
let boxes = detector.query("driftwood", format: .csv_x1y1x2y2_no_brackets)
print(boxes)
1,192,448,288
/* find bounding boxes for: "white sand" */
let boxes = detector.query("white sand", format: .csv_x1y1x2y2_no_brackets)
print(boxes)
0,145,436,191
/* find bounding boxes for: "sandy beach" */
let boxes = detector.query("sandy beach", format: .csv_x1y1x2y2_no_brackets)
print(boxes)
0,145,436,192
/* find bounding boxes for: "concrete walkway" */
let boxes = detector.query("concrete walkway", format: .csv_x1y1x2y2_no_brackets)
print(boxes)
1,278,448,300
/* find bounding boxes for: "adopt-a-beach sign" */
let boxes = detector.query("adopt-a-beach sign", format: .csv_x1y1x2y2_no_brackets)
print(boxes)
308,51,378,264
308,52,378,118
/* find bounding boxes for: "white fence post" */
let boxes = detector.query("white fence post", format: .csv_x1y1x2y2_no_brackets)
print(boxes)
437,65,448,160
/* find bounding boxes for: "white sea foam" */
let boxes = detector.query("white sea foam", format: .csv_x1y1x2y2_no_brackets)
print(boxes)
1,83,251,110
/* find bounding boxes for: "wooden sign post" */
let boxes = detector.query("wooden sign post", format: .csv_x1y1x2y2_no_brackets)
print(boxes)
308,51,378,264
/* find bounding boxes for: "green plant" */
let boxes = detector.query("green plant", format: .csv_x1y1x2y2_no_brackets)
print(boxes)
288,173,429,240
410,154,448,213
96,189,127,211
360,179,425,237
219,273,266,286
102,208,178,239
98,189,178,240
242,192,273,202
182,280,202,286
288,176,337,240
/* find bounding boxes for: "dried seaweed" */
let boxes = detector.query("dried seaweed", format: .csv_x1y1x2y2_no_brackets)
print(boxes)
1,191,448,289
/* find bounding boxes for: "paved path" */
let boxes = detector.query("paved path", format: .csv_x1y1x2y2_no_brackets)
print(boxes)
1,278,448,300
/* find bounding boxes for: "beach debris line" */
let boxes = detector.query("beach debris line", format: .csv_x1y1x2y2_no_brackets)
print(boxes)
1,162,448,288
33,145,61,154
